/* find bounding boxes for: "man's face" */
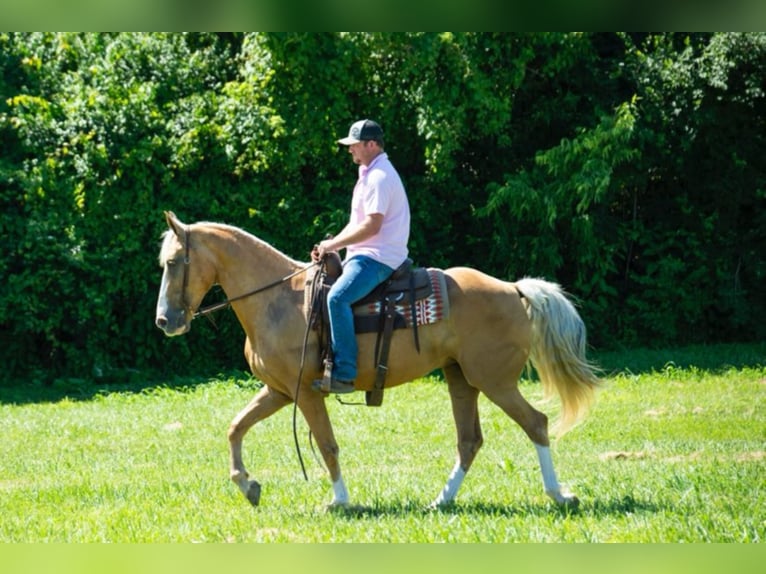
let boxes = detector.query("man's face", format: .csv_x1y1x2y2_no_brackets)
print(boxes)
347,140,379,166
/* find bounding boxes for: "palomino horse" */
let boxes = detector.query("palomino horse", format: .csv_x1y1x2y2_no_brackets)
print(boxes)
155,211,600,509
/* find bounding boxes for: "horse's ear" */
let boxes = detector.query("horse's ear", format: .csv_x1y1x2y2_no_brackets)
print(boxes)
164,211,184,237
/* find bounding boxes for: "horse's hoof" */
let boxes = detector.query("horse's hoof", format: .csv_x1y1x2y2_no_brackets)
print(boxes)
428,499,455,511
547,489,580,509
554,493,580,509
562,495,580,509
246,480,262,506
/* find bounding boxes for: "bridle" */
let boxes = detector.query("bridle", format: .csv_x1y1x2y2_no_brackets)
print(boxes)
175,224,334,481
176,224,325,480
176,225,318,321
179,225,193,317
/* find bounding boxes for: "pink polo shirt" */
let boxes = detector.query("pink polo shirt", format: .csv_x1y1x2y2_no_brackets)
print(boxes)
345,152,410,270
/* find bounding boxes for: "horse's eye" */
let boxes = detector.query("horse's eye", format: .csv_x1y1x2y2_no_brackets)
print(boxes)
166,259,177,267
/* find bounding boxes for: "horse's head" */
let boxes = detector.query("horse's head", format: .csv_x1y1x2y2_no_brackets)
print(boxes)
155,211,216,336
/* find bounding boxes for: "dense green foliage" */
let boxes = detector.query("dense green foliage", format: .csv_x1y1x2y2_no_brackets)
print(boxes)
1,33,764,382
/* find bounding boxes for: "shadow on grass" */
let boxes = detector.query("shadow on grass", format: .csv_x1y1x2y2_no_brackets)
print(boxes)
0,369,259,406
4,342,763,405
592,342,765,377
328,494,660,520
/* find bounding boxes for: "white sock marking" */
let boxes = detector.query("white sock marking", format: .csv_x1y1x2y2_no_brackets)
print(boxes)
432,462,466,506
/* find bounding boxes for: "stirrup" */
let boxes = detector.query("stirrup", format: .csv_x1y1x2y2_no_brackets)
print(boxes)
312,378,356,394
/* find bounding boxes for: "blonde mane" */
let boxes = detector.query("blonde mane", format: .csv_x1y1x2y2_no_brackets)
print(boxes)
159,220,304,269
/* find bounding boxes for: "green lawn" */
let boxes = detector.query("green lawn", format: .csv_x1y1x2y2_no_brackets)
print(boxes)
0,344,763,542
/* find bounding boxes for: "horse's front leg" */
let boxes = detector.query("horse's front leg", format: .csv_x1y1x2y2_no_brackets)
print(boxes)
297,392,349,508
228,385,292,506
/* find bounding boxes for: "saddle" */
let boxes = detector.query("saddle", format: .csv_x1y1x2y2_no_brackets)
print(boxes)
307,253,434,407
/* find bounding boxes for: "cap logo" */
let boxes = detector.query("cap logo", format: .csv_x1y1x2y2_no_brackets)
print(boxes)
338,119,382,145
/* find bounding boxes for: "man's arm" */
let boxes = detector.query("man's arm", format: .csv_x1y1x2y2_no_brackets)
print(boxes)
313,213,383,260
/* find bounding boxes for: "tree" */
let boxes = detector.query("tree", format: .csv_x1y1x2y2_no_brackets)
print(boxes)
1,33,764,383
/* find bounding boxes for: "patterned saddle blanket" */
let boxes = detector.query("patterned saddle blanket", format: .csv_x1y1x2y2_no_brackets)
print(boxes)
352,267,449,332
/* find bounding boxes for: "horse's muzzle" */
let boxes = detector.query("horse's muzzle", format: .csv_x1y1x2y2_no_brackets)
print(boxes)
155,311,190,336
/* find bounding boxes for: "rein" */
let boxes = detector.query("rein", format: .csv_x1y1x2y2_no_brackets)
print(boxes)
193,264,317,320
179,225,327,481
180,225,318,320
179,225,321,481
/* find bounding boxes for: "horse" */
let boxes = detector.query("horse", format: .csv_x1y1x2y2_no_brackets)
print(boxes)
155,211,601,509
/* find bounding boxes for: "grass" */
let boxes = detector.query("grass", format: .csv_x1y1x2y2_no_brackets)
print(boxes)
0,344,764,542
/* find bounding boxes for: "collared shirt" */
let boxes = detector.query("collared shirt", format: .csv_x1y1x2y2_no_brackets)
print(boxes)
345,152,410,269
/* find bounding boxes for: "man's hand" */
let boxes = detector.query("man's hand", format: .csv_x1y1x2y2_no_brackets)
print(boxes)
311,244,322,262
311,239,334,262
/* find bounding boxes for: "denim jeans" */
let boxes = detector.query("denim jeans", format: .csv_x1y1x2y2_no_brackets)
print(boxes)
327,255,394,381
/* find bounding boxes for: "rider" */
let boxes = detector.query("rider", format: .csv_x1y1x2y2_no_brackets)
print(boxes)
312,119,411,393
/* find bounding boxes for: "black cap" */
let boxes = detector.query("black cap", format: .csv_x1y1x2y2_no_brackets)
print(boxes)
338,119,384,145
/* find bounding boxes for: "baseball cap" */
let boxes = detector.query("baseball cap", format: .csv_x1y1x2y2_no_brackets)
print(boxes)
337,119,384,145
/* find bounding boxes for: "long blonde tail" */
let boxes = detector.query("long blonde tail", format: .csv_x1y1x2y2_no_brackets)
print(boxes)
515,278,602,436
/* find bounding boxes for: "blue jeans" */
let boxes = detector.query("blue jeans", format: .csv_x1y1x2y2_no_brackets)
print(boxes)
327,255,394,381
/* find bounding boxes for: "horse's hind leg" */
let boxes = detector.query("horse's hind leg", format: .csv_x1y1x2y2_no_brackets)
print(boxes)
431,363,483,507
487,384,579,506
228,385,292,506
463,350,579,507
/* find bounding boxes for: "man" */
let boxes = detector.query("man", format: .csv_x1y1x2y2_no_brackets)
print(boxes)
311,119,411,394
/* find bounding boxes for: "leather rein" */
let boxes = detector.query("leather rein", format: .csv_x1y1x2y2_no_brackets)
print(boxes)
179,225,323,481
179,225,318,321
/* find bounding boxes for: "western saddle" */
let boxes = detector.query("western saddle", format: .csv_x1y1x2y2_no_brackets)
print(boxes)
307,253,433,406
